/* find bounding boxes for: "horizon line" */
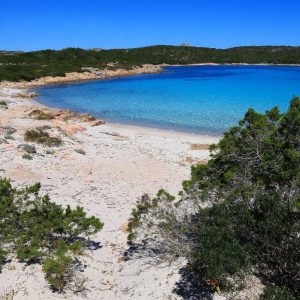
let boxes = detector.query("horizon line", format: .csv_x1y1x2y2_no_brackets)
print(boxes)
2,43,300,53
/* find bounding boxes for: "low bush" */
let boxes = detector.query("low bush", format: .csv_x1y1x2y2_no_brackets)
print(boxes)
18,144,36,154
260,284,297,300
127,190,174,242
22,153,33,160
28,109,54,120
46,149,55,155
0,178,103,291
36,125,52,131
24,129,62,146
74,148,86,155
0,101,7,108
33,111,54,120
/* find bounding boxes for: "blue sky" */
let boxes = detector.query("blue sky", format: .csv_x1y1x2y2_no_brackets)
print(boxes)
1,0,300,51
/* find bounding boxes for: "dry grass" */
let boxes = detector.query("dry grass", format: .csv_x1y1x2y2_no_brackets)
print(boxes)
190,143,211,150
179,156,208,167
29,109,54,120
24,129,62,147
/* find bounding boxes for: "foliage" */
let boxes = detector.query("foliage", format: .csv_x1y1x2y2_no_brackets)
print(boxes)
1,46,300,81
74,148,86,155
43,252,72,292
0,178,103,291
22,153,33,160
260,284,297,300
31,111,54,120
24,128,62,147
130,97,300,297
127,190,175,242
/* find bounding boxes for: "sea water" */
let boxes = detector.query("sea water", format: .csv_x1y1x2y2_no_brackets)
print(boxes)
35,65,300,135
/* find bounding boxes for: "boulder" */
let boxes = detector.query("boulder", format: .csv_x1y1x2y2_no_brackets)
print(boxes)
91,120,105,126
15,92,38,98
81,114,96,122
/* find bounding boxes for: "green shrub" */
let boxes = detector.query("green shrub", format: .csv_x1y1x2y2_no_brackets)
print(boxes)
74,148,86,155
260,284,298,300
18,144,36,154
186,99,300,294
0,178,103,291
24,129,62,146
43,252,72,292
46,149,55,155
127,190,175,242
36,125,52,131
22,153,33,160
130,97,300,296
0,249,6,268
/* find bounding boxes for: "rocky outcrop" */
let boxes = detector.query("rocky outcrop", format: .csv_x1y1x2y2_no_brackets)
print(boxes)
90,120,105,126
27,108,105,127
15,92,38,98
0,64,163,88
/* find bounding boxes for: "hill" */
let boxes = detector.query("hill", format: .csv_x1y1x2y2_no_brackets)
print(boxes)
1,45,300,81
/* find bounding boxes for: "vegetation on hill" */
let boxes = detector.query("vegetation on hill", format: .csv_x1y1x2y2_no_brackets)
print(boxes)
1,45,300,81
128,97,300,299
0,179,103,292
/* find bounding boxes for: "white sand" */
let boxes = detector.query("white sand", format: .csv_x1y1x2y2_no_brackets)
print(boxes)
0,87,221,299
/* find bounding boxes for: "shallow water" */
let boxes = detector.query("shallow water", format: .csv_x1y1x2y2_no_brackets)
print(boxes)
35,65,300,135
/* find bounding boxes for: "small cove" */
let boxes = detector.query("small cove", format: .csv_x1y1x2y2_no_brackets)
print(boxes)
35,65,300,135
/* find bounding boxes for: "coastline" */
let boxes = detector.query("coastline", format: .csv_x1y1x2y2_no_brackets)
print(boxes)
33,93,223,137
161,62,300,67
31,88,221,139
1,62,300,90
99,121,220,143
0,64,163,88
0,86,219,299
25,62,300,137
0,62,222,143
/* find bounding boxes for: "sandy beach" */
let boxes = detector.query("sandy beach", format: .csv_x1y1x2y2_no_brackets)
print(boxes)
0,85,220,299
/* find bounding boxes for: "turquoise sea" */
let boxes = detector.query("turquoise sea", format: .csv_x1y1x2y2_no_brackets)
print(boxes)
35,66,300,135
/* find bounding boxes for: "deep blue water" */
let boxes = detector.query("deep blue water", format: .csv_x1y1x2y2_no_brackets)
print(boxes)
35,65,300,135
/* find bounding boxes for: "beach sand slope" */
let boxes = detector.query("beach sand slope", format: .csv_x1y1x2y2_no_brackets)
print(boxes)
0,87,221,299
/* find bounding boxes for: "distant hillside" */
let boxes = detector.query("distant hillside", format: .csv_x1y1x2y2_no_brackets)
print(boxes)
0,50,24,55
1,45,300,81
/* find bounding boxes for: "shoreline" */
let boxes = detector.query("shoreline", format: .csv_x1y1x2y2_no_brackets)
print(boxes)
32,93,223,138
32,90,221,138
0,64,163,88
0,85,219,148
161,62,300,67
100,121,221,142
0,61,224,140
33,101,221,140
1,62,300,89
23,62,299,137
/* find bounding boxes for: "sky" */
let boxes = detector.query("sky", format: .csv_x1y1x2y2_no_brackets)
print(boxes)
1,0,300,51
